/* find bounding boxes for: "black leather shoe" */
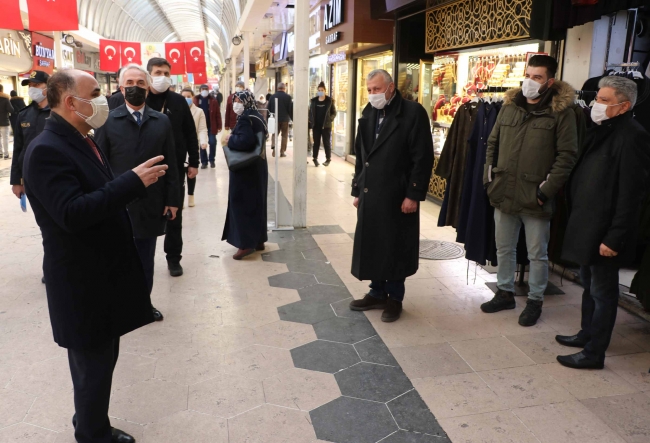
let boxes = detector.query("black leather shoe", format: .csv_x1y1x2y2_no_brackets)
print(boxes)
323,160,331,166
210,162,216,168
152,306,164,322
555,334,589,348
112,427,135,443
313,159,319,167
349,293,387,311
480,289,516,313
381,299,403,323
168,262,183,277
557,351,604,370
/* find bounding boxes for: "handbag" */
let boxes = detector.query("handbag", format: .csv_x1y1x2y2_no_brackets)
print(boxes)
222,130,266,171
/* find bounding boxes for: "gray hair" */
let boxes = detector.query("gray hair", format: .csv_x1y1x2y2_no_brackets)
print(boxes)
277,82,286,90
367,69,393,85
598,76,637,108
236,80,246,88
119,64,151,87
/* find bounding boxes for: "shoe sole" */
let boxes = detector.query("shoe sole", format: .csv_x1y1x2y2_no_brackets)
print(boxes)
555,339,587,348
480,302,516,313
518,319,540,327
349,304,387,311
556,357,604,370
381,315,401,323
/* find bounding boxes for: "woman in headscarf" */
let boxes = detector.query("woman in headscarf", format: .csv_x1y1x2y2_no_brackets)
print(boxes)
222,90,269,260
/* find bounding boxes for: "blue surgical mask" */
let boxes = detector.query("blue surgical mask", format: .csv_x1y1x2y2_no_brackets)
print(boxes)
317,91,324,97
185,97,192,106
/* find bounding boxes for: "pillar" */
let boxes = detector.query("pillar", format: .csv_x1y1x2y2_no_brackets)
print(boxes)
292,0,309,228
243,32,250,90
231,56,236,93
53,31,64,71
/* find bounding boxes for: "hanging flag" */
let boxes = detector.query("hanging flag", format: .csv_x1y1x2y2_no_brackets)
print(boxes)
27,0,79,31
99,39,122,73
184,41,205,73
165,42,186,75
121,42,142,65
192,61,207,83
182,74,189,83
0,0,23,30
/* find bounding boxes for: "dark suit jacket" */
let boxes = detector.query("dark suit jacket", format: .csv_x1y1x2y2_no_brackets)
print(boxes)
95,104,180,238
108,90,124,110
267,91,293,123
23,112,154,350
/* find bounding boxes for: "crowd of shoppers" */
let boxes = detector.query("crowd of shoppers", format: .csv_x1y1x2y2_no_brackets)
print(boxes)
182,87,208,207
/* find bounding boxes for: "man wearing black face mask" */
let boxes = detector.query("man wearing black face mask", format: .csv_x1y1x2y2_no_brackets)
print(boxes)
95,64,180,323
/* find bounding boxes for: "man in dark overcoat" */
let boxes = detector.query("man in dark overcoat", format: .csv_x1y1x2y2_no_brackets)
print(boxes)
95,64,180,323
22,69,168,443
556,76,650,370
349,69,434,322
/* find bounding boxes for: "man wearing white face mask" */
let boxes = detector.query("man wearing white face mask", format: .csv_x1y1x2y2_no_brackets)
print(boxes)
193,83,222,169
482,55,579,327
557,76,650,370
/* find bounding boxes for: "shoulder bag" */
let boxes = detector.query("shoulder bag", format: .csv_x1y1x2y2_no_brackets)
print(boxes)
222,115,266,171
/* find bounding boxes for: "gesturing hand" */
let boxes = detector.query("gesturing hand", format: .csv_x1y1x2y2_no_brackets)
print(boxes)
187,167,199,179
353,197,359,208
133,156,168,188
599,243,618,257
401,198,418,214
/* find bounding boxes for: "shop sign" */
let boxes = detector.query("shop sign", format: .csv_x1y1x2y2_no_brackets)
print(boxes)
0,30,33,74
74,48,94,71
324,0,343,31
61,44,74,69
325,32,341,45
327,52,346,64
272,32,287,63
32,33,55,74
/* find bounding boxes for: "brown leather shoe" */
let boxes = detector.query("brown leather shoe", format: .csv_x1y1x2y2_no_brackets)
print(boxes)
233,248,255,260
349,293,388,311
256,243,265,251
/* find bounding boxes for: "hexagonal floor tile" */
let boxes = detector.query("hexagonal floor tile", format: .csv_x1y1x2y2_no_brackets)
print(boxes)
153,347,224,386
276,237,319,252
229,404,316,443
191,325,256,354
298,284,351,304
23,390,74,433
387,390,447,437
286,261,343,286
189,374,264,418
254,321,318,349
0,388,36,429
0,423,58,442
222,303,280,328
142,410,228,443
6,356,72,396
120,325,192,358
381,430,450,443
246,286,301,308
222,345,293,380
263,368,341,411
112,352,156,389
292,340,360,374
269,272,318,290
310,397,397,443
354,335,399,366
109,379,188,424
313,316,376,344
335,363,413,403
278,300,336,325
261,249,306,263
330,298,367,320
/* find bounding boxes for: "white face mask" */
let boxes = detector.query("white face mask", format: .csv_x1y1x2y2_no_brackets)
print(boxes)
235,87,243,93
151,75,172,93
28,86,46,103
233,102,245,115
590,101,627,125
73,95,110,129
521,78,549,100
368,85,393,110
200,90,209,98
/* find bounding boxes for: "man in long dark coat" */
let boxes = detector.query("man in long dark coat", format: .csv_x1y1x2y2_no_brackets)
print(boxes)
349,69,434,322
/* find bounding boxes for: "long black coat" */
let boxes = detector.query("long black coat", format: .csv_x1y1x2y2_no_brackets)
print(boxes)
95,105,180,239
351,91,434,280
562,112,650,267
23,113,154,350
9,102,50,185
222,110,269,249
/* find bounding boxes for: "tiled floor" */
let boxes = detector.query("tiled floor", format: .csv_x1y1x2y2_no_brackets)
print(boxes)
1,139,650,443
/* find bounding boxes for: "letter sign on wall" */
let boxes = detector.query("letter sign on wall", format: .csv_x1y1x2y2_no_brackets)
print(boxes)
324,0,343,31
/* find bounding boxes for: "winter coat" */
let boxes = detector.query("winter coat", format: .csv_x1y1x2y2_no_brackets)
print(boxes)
188,104,209,147
10,101,50,185
9,96,26,129
225,94,238,129
351,91,434,280
108,90,124,110
193,94,222,134
0,92,14,126
23,112,154,350
562,112,650,266
267,90,294,123
308,96,337,129
483,80,579,219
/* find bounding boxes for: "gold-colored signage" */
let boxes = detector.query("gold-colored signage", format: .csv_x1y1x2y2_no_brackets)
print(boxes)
0,34,22,58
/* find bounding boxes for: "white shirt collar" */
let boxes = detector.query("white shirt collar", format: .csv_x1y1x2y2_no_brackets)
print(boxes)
125,103,145,115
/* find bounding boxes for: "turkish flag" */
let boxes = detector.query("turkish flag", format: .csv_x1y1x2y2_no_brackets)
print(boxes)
192,62,207,83
0,0,23,30
184,41,205,73
121,42,142,66
99,39,122,73
165,42,186,75
27,0,79,31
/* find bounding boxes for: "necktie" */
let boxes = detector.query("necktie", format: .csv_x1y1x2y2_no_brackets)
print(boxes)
85,137,104,165
133,111,142,126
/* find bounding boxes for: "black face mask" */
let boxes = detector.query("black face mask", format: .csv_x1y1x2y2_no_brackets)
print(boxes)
124,86,147,107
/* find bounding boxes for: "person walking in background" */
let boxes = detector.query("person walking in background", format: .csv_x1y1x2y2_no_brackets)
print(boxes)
225,80,245,132
267,82,293,157
95,63,180,323
0,84,14,159
221,90,269,260
182,87,208,207
556,76,650,370
348,69,434,323
308,81,336,167
214,85,223,107
481,55,578,327
256,94,268,122
194,84,222,169
9,90,26,135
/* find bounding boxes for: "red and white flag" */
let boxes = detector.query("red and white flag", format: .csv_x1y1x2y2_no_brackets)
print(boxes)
121,42,142,66
0,0,23,30
27,0,79,31
165,42,186,75
184,41,205,73
99,39,122,73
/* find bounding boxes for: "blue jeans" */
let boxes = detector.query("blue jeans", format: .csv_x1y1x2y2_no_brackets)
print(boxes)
369,280,406,302
494,209,550,301
200,130,217,165
579,265,620,362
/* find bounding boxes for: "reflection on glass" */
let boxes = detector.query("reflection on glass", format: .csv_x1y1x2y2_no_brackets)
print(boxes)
332,61,348,156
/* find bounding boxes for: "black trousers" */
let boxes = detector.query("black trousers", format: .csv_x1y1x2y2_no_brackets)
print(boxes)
164,175,184,264
579,264,620,362
185,166,196,196
313,127,332,161
68,338,120,443
134,237,157,295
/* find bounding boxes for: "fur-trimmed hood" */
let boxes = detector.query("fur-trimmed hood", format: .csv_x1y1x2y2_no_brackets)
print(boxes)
0,92,10,100
504,80,575,114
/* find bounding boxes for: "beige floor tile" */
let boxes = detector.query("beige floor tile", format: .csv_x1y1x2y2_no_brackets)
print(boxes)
391,343,472,379
451,337,536,372
513,401,626,443
192,289,250,312
263,368,341,411
246,287,301,308
614,323,650,352
540,362,637,399
480,365,576,408
253,321,317,350
191,325,257,354
581,393,650,443
221,303,280,328
606,332,645,357
439,411,539,443
606,353,650,391
55,420,145,443
507,332,579,364
427,313,502,342
404,295,476,318
0,388,35,428
189,374,264,418
141,410,228,443
23,390,74,433
491,312,556,336
120,325,193,358
404,278,450,297
109,379,189,424
369,313,446,348
0,333,65,367
6,356,72,396
153,347,224,386
537,305,583,332
0,422,58,442
412,373,508,419
112,352,156,389
228,404,316,443
222,345,294,380
615,308,644,326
